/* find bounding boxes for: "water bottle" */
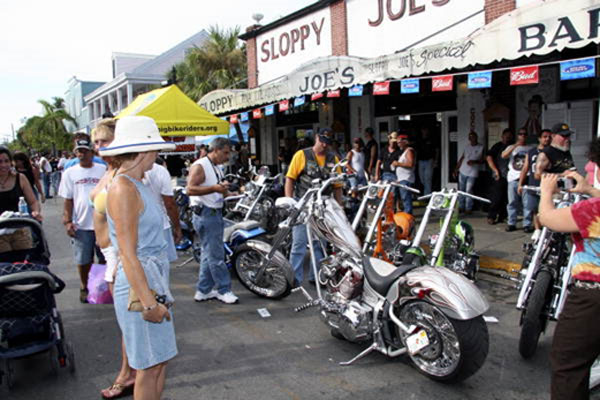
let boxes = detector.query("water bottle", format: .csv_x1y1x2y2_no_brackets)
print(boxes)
18,196,28,215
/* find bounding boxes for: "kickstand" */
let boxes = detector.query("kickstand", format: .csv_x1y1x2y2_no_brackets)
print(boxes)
339,342,379,366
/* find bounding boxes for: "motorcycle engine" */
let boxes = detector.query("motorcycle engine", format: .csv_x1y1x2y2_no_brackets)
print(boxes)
318,257,373,342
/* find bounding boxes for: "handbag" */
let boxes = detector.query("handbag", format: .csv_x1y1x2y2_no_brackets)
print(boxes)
127,288,158,312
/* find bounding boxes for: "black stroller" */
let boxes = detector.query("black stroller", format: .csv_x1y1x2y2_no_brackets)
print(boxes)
0,216,74,389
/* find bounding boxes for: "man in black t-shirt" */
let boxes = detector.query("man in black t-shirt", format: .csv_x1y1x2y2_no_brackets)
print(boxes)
364,127,378,178
535,122,575,180
486,128,513,224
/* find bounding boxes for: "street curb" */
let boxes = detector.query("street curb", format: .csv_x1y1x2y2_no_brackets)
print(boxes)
480,255,521,275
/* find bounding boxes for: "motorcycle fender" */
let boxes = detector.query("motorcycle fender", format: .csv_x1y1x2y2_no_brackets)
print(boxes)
386,266,489,320
242,240,295,286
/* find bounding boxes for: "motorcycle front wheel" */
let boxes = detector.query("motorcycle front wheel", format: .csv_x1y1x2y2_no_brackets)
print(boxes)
518,269,552,359
233,243,292,299
397,301,489,383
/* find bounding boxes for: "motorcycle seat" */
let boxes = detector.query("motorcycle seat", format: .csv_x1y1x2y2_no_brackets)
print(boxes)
223,220,261,242
363,256,418,296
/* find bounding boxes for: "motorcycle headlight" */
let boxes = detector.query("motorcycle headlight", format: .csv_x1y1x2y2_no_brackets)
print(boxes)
430,194,446,209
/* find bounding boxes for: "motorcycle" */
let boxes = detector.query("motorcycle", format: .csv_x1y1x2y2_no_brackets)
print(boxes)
265,169,489,382
404,189,490,280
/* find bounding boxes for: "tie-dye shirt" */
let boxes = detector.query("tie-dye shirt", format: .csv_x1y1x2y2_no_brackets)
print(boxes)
571,198,600,282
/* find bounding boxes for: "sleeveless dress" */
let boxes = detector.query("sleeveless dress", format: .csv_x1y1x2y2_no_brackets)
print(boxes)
107,175,177,370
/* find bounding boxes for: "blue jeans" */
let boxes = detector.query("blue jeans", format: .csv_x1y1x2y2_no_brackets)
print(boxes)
290,224,325,284
42,172,51,197
398,180,413,214
507,180,524,226
523,191,539,228
349,175,367,189
418,159,434,196
381,172,400,203
193,208,231,294
458,173,477,211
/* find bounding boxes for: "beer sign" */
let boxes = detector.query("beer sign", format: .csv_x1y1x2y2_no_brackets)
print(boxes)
432,75,453,92
510,66,539,85
373,81,390,95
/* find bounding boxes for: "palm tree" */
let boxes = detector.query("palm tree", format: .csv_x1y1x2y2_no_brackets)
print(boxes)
174,25,247,101
18,98,75,154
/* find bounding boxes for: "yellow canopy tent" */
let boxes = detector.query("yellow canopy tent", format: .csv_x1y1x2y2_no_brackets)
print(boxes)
116,85,229,136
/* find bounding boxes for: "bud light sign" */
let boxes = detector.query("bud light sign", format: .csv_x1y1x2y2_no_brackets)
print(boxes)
240,112,249,122
348,84,364,97
294,96,306,107
560,58,596,81
401,79,420,94
510,66,539,85
265,105,274,116
468,71,492,89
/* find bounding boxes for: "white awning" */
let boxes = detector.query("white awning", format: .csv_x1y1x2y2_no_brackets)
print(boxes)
199,0,600,115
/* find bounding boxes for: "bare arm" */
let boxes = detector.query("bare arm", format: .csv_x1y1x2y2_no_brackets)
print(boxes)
186,163,227,197
394,149,415,168
285,177,295,198
369,145,377,174
62,198,75,237
538,174,579,232
108,177,169,323
32,168,44,202
565,170,600,198
501,144,517,159
162,195,182,243
534,152,550,181
346,151,355,174
518,155,530,190
486,155,500,178
18,173,41,221
374,160,382,181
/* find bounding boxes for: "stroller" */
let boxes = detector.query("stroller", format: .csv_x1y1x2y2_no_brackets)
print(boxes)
0,216,74,389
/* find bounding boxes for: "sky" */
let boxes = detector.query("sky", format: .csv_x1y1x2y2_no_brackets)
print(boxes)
0,0,316,143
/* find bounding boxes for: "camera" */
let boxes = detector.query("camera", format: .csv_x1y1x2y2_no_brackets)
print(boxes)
557,177,575,190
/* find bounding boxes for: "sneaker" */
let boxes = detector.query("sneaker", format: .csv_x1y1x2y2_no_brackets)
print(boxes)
215,291,238,304
194,289,218,302
487,218,496,225
505,225,517,232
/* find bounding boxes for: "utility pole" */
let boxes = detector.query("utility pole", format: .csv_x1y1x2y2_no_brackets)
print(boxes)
11,123,15,142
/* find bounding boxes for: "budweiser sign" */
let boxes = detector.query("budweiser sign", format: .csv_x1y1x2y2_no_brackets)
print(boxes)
432,75,453,92
327,90,341,98
311,92,324,101
279,99,289,112
230,114,238,124
253,108,262,119
373,81,390,95
510,66,539,85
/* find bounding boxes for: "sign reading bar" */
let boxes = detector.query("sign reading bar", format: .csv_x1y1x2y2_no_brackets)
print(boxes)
252,108,262,119
560,58,596,80
510,65,539,85
348,84,364,97
468,71,492,89
311,92,324,100
401,79,420,94
432,75,453,92
279,99,289,112
265,105,274,116
230,114,238,124
373,81,390,95
327,90,341,98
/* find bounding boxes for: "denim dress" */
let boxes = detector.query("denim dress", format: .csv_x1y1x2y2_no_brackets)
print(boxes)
107,175,177,370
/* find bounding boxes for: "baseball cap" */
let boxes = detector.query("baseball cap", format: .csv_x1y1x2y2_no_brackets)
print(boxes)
74,137,92,151
317,128,332,144
551,122,573,136
388,132,398,142
397,134,409,140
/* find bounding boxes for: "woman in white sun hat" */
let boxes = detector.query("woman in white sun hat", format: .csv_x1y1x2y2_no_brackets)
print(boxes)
100,115,177,400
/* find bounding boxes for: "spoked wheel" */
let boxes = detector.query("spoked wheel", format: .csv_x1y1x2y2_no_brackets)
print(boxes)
519,270,552,359
233,244,291,299
397,301,489,383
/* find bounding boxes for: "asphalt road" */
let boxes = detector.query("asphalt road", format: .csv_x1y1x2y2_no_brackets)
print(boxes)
4,198,564,400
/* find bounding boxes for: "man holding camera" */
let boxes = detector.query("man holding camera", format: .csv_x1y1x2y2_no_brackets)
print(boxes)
187,137,238,304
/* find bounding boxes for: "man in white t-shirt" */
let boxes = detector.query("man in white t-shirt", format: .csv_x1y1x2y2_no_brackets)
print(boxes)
502,129,532,231
143,162,183,262
39,153,53,199
454,132,484,214
58,137,106,303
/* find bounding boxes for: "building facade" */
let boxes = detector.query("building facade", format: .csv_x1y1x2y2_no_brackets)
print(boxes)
64,77,105,133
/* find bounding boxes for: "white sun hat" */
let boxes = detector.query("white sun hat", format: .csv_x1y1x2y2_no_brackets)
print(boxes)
99,116,175,156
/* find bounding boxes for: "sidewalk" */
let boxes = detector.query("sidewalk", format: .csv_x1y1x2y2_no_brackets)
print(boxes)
412,207,528,275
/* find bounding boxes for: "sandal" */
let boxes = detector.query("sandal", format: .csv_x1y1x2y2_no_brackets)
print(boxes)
101,381,134,399
80,288,89,303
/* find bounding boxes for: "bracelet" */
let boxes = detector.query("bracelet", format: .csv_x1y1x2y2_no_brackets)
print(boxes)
143,303,159,312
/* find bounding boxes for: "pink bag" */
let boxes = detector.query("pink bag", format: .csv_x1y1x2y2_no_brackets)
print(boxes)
87,264,113,304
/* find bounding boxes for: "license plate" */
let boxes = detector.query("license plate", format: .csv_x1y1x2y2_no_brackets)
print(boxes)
406,330,430,355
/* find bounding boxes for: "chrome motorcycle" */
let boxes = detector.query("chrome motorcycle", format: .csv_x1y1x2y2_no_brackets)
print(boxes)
270,172,489,383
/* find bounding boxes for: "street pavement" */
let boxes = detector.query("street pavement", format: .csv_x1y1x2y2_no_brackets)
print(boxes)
3,198,575,400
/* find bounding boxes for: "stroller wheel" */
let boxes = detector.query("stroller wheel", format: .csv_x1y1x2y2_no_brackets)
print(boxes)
3,359,14,390
48,346,60,376
66,342,76,374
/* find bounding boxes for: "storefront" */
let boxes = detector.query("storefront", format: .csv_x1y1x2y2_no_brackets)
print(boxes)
199,0,600,187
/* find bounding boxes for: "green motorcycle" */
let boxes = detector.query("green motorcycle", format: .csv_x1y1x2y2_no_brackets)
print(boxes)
403,188,490,280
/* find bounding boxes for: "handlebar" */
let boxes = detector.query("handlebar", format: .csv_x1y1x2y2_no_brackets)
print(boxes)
418,189,491,204
224,194,245,202
390,182,421,194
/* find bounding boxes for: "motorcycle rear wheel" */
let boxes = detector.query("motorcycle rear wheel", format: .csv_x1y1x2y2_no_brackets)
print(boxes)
233,243,292,299
397,301,489,383
519,269,552,359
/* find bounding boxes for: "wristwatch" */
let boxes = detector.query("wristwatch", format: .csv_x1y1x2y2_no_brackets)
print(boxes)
143,303,159,312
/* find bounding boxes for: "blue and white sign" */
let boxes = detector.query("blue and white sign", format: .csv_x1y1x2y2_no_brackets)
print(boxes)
240,112,249,122
401,79,420,94
468,71,492,89
348,84,364,97
560,58,596,81
265,104,274,116
294,96,306,107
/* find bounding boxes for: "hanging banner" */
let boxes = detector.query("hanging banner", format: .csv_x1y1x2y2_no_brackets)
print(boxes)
311,92,324,101
348,84,364,97
432,75,453,92
510,65,539,85
240,112,249,122
468,71,492,89
265,104,274,116
252,108,262,119
294,96,305,107
327,90,341,98
401,79,420,94
560,58,596,81
230,114,238,124
373,81,390,95
279,99,289,112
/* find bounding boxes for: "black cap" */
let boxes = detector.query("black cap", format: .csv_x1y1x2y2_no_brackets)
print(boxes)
551,122,573,136
74,137,92,151
317,128,332,144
